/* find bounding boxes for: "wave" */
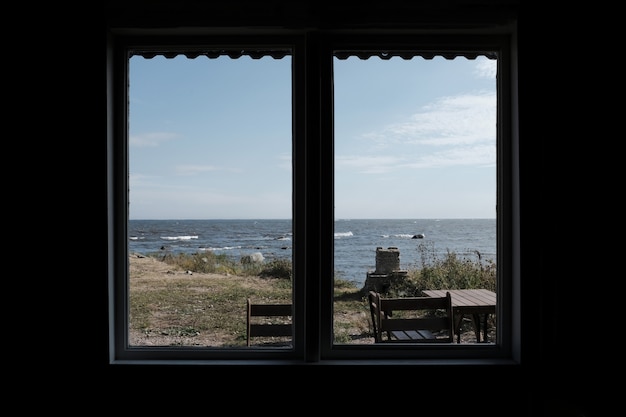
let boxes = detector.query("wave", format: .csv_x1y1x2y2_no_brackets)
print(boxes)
380,233,424,239
160,235,199,241
335,231,353,238
200,245,243,251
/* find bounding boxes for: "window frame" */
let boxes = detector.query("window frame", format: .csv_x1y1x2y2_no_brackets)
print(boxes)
320,34,518,362
107,28,520,365
109,35,307,363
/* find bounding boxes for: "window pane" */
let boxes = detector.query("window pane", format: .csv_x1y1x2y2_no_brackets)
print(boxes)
332,55,497,345
128,54,293,348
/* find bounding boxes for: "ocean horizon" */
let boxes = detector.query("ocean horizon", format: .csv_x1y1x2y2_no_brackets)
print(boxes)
129,218,496,287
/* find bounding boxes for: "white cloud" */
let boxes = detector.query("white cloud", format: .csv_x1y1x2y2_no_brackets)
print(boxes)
130,132,180,147
175,164,220,175
474,58,497,78
404,144,496,168
337,91,496,173
386,92,496,146
336,155,404,174
277,152,292,171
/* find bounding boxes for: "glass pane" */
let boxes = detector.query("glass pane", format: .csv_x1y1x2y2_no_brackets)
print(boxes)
332,55,497,345
128,54,293,348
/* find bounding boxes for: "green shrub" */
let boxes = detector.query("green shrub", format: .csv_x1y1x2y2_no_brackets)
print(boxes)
386,242,496,297
259,258,292,280
153,244,495,295
158,251,239,275
155,252,293,280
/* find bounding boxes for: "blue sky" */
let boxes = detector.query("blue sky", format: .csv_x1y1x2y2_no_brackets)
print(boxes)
129,54,496,220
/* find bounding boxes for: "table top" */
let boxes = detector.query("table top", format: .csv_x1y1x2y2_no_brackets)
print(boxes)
422,289,496,309
423,289,496,343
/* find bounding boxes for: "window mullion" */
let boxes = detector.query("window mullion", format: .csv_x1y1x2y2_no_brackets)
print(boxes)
303,32,323,362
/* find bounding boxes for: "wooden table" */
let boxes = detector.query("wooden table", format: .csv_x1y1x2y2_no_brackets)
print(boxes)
422,289,496,343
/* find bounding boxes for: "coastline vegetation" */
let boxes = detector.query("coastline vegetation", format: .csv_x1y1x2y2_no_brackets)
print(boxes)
159,251,294,280
389,241,496,297
131,245,495,345
154,242,496,294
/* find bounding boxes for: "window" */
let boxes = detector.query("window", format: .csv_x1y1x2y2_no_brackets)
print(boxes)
127,52,295,351
332,53,498,348
107,30,519,364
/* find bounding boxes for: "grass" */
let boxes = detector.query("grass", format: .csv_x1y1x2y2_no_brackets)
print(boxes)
129,245,496,346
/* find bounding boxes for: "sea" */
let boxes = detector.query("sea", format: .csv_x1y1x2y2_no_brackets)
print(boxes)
129,218,496,287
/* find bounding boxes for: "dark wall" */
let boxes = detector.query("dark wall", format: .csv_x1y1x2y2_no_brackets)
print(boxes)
94,2,601,415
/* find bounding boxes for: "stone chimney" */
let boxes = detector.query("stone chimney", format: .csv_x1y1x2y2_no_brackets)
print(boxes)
363,247,408,293
374,247,401,274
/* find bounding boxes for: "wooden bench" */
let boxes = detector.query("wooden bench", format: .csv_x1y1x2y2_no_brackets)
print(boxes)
368,291,454,343
246,299,292,346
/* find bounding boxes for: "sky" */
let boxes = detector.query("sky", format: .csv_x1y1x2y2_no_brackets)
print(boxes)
129,54,497,220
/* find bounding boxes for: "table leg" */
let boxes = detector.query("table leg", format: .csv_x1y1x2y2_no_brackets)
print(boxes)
482,314,489,342
454,314,464,343
471,314,481,342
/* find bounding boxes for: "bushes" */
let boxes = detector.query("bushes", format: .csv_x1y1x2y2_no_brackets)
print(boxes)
154,243,495,293
258,259,292,280
156,251,293,280
386,242,496,297
159,251,239,275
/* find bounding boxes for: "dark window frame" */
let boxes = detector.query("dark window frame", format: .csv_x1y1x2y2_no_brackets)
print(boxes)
107,28,520,365
321,34,518,362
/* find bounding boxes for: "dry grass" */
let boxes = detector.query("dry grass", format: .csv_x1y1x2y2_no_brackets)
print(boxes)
129,254,370,347
128,254,493,347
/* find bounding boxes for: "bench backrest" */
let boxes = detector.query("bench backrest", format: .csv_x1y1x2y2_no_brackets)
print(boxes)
246,299,293,346
368,291,454,343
